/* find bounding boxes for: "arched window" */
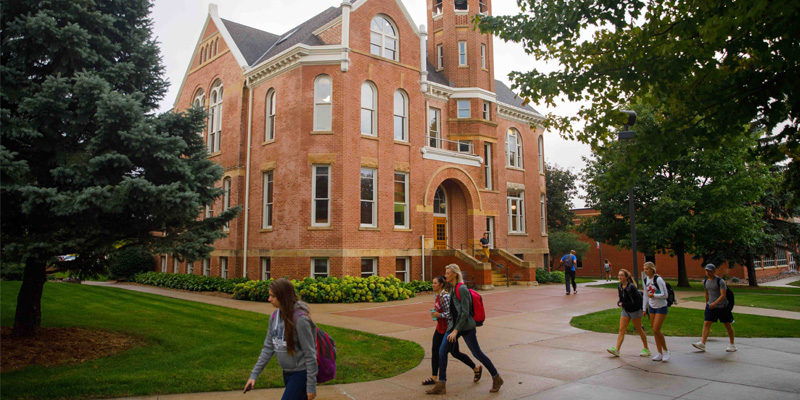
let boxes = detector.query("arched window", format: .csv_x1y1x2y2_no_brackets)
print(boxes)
265,89,276,141
360,82,377,136
433,186,447,216
214,38,219,56
193,89,205,135
313,75,332,131
370,15,398,60
208,80,223,153
393,90,408,141
506,128,523,168
223,177,231,231
199,47,204,64
538,135,544,173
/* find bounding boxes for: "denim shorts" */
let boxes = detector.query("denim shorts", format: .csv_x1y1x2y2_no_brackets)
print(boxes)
648,305,669,315
621,308,643,319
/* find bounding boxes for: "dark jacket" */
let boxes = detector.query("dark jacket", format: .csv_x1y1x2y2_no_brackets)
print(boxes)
618,283,642,313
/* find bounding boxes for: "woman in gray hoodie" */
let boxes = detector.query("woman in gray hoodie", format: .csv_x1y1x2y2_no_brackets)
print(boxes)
244,278,318,400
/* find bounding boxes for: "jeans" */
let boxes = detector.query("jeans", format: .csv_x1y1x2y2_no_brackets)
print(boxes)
432,330,475,376
281,370,308,400
565,269,577,293
438,329,498,382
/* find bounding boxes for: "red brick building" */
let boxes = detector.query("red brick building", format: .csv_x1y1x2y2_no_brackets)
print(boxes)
161,0,549,288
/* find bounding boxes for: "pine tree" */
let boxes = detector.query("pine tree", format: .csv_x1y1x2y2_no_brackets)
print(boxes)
0,0,238,337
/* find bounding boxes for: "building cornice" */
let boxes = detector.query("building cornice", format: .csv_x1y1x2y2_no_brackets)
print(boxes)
245,45,342,88
497,102,545,129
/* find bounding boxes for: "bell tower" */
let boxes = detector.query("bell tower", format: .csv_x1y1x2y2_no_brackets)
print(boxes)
427,0,495,91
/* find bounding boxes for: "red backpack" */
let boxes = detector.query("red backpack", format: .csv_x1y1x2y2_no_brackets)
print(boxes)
455,283,486,326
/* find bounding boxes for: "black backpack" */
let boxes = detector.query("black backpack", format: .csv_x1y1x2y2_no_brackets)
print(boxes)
563,255,574,268
652,275,676,307
704,276,735,311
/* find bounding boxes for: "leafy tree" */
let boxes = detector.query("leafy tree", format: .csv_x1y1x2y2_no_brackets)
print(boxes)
545,163,578,230
1,0,238,337
476,0,799,189
547,231,590,270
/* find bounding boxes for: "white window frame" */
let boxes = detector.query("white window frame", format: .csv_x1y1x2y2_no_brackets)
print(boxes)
313,75,332,131
266,89,276,141
485,216,495,247
481,43,486,69
262,171,273,229
361,82,377,136
394,172,409,228
538,135,545,174
428,107,441,148
261,257,271,281
223,177,231,231
433,0,443,16
393,90,408,141
312,165,331,227
361,258,378,278
187,261,194,275
208,80,222,152
437,44,443,69
541,193,547,235
360,167,377,227
484,143,493,189
457,100,470,119
161,255,167,273
203,259,210,276
370,15,398,60
220,257,228,279
458,41,467,66
508,190,526,234
312,258,329,278
173,258,179,274
458,140,472,154
506,128,523,168
483,101,490,120
395,257,410,283
205,204,212,219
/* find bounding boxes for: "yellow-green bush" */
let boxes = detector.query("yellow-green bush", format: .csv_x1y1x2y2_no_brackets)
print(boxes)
232,275,416,304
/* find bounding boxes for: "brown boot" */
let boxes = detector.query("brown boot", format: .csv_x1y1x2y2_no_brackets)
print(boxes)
489,374,504,393
426,381,446,395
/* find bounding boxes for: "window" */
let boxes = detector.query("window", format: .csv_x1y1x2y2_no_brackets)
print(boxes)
483,101,490,120
540,193,547,235
508,189,525,233
266,89,276,141
479,0,488,14
187,262,194,275
484,143,493,189
313,75,332,131
161,255,167,272
506,128,523,168
396,257,410,283
481,43,486,68
458,140,472,153
455,0,468,11
434,186,446,215
193,89,205,110
173,258,179,273
457,100,470,118
433,0,443,15
436,44,443,69
361,82,377,136
312,165,330,226
394,90,408,141
220,257,228,279
203,259,210,276
370,16,398,60
485,216,495,247
261,258,271,280
208,80,222,152
428,107,441,148
223,177,231,231
262,172,273,228
458,41,467,66
312,258,329,278
205,205,213,218
214,38,219,55
394,172,408,228
538,135,545,173
361,258,377,278
360,168,377,227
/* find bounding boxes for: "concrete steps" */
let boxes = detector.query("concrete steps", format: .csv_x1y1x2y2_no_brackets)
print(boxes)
491,270,508,287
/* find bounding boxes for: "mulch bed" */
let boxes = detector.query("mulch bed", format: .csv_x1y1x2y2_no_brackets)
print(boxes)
0,326,143,373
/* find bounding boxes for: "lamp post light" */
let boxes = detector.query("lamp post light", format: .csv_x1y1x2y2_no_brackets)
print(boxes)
617,110,639,280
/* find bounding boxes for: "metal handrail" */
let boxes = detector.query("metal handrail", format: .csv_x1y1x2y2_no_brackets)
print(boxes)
425,135,475,155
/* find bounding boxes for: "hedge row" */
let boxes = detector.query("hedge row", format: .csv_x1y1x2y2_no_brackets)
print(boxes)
536,268,565,284
233,276,425,304
132,272,248,293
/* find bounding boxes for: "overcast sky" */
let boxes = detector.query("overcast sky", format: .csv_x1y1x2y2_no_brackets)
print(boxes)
151,0,591,207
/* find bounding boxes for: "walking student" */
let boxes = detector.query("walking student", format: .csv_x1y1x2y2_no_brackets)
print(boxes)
427,264,503,395
643,262,670,362
423,275,480,386
479,232,491,260
561,250,578,295
607,269,651,357
244,278,318,400
604,259,612,281
692,264,736,352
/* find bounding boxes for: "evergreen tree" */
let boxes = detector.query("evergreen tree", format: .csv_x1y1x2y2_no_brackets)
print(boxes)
1,0,238,337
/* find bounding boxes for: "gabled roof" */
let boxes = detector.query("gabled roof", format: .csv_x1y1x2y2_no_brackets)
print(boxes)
426,62,452,86
495,80,539,114
250,7,342,67
219,18,280,66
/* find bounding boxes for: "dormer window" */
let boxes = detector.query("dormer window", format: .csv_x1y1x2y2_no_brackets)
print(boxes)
455,0,468,11
370,16,398,61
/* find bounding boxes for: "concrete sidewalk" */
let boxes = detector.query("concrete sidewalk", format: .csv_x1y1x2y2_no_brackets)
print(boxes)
89,282,800,400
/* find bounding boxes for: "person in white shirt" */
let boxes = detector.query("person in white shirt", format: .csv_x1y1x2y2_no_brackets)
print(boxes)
642,262,670,362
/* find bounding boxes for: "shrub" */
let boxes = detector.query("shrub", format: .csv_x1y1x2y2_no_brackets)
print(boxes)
108,247,154,280
404,280,433,293
232,275,417,304
1,262,25,281
132,272,248,293
232,279,273,301
536,268,565,283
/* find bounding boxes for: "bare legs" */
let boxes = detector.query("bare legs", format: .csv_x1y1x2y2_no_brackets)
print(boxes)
616,316,649,351
702,320,735,345
648,312,668,354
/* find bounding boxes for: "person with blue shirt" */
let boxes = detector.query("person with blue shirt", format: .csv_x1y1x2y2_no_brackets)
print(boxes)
561,250,578,295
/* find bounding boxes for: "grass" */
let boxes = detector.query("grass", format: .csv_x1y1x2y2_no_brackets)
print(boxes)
571,307,800,338
683,294,800,312
788,279,800,287
0,281,422,400
592,279,800,295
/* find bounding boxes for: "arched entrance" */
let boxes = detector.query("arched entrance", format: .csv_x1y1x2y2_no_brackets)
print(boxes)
431,179,471,250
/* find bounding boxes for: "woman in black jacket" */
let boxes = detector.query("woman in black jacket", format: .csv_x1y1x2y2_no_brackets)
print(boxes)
607,269,651,357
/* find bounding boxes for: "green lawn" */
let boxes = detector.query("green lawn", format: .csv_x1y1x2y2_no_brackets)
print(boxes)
684,294,800,312
592,279,800,295
571,307,800,338
788,279,800,287
0,281,422,400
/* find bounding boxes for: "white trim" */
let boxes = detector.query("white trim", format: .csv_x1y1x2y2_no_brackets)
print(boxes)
395,257,410,283
497,102,545,128
246,45,342,88
421,146,483,167
208,4,248,68
394,171,409,228
311,258,330,278
360,257,378,278
313,15,343,36
360,167,377,227
311,165,331,227
261,257,271,280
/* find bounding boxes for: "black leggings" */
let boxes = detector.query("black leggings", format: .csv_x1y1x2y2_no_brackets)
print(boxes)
432,330,475,376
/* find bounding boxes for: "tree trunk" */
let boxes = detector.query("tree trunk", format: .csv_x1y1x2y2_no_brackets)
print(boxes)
745,254,759,287
12,258,47,338
675,242,690,288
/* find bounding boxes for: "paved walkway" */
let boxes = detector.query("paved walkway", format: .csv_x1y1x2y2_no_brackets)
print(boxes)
87,282,800,400
762,276,800,287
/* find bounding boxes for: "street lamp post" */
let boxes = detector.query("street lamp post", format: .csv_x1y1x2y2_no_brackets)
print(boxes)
617,111,639,280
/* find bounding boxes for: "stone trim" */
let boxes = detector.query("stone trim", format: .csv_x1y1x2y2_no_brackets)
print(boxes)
361,157,379,168
308,153,337,165
259,161,276,172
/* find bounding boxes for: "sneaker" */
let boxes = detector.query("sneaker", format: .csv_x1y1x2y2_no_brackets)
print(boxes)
566,292,571,295
607,347,620,357
640,348,651,357
726,344,737,352
692,341,706,352
652,353,663,361
662,351,671,362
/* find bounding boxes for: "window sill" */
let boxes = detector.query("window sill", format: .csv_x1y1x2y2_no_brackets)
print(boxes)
506,166,525,172
394,140,410,146
508,232,528,236
262,139,275,146
481,68,490,72
541,233,548,237
308,226,333,230
458,65,469,68
208,151,222,158
259,228,273,233
393,227,412,232
359,226,380,231
436,68,444,72
479,189,499,194
311,131,334,135
361,134,379,141
540,171,546,176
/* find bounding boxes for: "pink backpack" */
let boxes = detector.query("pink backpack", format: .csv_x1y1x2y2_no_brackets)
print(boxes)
273,311,337,383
